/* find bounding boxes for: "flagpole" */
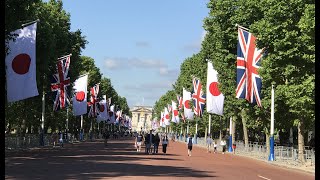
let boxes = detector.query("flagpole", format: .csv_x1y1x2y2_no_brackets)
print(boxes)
269,84,275,161
40,90,45,146
21,19,40,27
235,24,250,31
195,119,198,144
228,117,233,152
80,115,83,141
57,54,72,60
66,107,69,142
208,114,211,135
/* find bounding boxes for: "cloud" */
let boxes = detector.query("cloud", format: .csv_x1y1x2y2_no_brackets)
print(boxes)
159,67,179,78
129,59,167,69
135,41,151,48
123,81,174,92
201,30,207,42
182,30,207,52
103,57,168,70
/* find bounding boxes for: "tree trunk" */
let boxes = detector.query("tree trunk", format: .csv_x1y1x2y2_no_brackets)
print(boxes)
265,131,270,158
298,120,305,163
241,109,249,150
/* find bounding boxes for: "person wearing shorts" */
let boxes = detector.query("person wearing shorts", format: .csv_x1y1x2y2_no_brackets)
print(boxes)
135,133,143,152
186,134,193,156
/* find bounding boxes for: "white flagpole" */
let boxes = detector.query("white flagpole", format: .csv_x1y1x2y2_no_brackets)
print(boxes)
228,117,233,152
187,120,189,134
269,84,275,161
66,107,69,142
208,114,211,135
40,90,45,146
80,115,83,141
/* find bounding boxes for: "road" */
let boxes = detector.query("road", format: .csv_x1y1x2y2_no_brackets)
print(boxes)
5,137,315,180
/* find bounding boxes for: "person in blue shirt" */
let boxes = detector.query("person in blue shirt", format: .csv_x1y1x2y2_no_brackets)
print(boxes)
186,134,194,156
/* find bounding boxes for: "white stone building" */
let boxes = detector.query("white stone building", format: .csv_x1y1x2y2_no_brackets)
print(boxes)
130,106,153,133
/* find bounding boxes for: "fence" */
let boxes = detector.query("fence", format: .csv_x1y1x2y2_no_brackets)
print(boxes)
169,134,315,167
5,133,81,150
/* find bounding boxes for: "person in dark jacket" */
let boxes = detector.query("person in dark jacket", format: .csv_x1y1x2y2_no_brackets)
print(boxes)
153,133,160,154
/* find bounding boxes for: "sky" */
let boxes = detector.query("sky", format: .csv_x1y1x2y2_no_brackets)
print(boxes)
61,0,210,108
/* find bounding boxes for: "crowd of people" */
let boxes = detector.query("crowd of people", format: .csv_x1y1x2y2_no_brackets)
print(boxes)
133,130,233,156
134,130,170,155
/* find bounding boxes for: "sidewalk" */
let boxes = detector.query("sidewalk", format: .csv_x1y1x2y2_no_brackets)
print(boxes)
187,140,315,174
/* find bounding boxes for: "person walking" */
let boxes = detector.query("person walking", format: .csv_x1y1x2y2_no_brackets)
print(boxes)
153,133,160,154
220,138,227,154
186,134,194,156
213,140,218,153
206,134,213,153
144,131,152,154
135,132,143,152
162,135,169,154
58,130,64,147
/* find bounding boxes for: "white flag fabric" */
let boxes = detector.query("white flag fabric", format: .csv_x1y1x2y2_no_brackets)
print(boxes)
97,95,109,122
108,105,116,124
160,111,165,127
72,74,88,116
164,107,170,126
171,101,180,123
206,61,224,115
183,88,194,120
5,22,39,102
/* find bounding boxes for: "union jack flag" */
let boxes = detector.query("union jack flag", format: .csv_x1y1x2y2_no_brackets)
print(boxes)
177,95,183,110
88,84,100,117
236,28,264,107
51,54,71,111
192,77,206,116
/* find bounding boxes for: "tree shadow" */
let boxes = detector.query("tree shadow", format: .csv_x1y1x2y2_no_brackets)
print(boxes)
5,140,218,179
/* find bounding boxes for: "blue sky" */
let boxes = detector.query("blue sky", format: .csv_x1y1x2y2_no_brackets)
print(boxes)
62,0,210,108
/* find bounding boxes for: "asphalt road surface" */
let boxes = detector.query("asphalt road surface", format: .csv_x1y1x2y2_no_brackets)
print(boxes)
5,137,315,180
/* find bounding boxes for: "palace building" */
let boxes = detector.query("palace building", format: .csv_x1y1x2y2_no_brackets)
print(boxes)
130,106,153,133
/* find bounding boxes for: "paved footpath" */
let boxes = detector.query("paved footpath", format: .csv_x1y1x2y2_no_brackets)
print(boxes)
5,137,315,180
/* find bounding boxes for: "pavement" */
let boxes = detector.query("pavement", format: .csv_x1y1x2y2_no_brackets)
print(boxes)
5,137,315,180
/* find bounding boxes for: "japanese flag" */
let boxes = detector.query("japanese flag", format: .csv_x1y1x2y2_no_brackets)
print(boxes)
206,61,224,115
97,95,109,122
183,88,194,120
171,101,180,124
72,74,88,116
5,22,39,102
164,107,170,126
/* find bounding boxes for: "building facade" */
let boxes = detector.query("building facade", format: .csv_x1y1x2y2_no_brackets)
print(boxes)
130,106,153,133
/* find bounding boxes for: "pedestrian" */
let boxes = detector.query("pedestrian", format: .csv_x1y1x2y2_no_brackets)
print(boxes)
144,132,151,154
135,132,143,152
153,133,160,154
213,140,218,153
206,134,213,153
162,135,169,154
59,130,64,147
52,132,57,148
186,134,194,156
232,143,237,154
220,138,227,154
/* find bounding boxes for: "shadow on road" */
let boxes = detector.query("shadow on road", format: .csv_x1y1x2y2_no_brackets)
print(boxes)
6,139,217,179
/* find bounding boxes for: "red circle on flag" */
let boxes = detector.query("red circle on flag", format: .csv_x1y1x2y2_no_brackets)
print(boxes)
173,110,179,116
209,82,221,96
165,114,169,119
76,91,85,101
12,53,31,75
184,100,190,109
99,105,105,112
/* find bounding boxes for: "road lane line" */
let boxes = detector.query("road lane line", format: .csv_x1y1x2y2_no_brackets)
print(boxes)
258,175,271,180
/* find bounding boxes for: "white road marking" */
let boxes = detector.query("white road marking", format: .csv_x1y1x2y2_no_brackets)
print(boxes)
258,175,271,180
